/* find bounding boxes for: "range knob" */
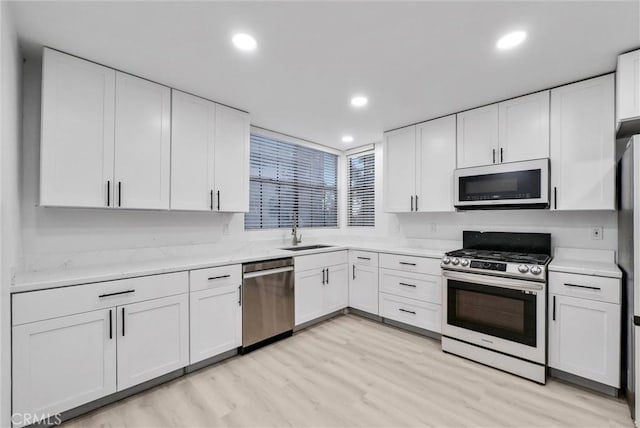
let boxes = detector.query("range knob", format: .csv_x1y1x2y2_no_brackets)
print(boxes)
451,258,460,266
442,256,451,265
460,259,469,267
517,264,530,273
530,266,542,275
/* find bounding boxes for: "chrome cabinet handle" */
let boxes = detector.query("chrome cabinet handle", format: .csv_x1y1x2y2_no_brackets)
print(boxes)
399,308,416,315
399,282,416,288
98,289,135,298
564,283,601,291
208,274,231,281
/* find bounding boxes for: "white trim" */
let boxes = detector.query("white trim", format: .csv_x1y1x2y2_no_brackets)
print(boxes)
346,144,375,157
250,125,343,156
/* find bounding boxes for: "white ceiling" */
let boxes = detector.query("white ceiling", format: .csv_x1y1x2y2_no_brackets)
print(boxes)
9,1,640,150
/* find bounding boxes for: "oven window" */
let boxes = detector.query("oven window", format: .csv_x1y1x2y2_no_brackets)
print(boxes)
459,169,541,201
447,280,537,347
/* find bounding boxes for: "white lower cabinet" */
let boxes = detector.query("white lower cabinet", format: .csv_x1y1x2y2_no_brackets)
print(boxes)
349,263,379,315
549,293,620,387
190,284,242,364
117,294,189,390
379,293,441,333
294,252,349,326
12,309,116,427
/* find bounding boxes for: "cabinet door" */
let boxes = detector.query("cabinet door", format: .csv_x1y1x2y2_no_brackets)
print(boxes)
117,294,189,390
40,48,115,208
415,115,456,212
171,90,215,211
498,91,550,163
349,263,379,315
114,72,171,209
294,269,324,326
617,49,640,125
550,74,615,210
214,104,250,212
12,309,116,425
383,126,416,212
549,294,620,387
324,264,349,315
456,104,499,168
190,285,241,364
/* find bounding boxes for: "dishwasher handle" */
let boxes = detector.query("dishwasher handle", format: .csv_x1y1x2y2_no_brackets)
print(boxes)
243,266,294,279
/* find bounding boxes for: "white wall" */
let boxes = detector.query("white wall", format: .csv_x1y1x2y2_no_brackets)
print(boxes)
1,2,23,426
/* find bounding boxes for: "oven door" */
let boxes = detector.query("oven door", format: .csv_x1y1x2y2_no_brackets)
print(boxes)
442,270,546,364
454,158,549,209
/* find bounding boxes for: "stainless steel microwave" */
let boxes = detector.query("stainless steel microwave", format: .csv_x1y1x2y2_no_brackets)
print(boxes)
454,158,550,209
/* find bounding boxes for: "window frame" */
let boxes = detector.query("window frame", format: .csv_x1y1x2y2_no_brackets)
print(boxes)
347,149,375,228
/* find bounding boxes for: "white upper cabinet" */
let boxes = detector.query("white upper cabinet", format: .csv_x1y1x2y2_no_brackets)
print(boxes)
40,48,116,208
616,49,640,127
170,90,216,211
383,126,416,212
456,104,498,168
416,115,456,212
550,74,615,211
214,104,250,212
498,91,550,163
114,72,171,210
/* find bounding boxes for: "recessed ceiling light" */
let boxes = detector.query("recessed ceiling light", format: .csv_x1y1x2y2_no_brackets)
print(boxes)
232,33,257,51
351,96,368,107
496,31,527,50
342,135,354,143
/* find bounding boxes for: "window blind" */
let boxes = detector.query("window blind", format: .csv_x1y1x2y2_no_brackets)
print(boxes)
245,134,338,229
348,150,375,227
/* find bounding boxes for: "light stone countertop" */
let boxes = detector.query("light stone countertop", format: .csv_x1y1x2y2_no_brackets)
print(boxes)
548,258,622,278
12,241,454,293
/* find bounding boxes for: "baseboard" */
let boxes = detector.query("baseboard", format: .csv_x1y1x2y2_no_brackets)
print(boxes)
549,368,619,397
185,348,239,374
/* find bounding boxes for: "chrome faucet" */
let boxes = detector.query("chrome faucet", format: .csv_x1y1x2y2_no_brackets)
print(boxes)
291,212,302,246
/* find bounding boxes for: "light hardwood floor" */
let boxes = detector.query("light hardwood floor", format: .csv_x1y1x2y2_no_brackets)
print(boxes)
62,314,633,428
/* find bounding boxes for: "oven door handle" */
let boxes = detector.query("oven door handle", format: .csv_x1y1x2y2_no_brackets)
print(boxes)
442,270,544,292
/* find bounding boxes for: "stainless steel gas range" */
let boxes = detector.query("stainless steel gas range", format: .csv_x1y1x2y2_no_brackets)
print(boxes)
441,231,551,384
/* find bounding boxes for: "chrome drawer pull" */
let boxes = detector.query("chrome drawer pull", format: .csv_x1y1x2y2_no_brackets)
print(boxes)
399,262,417,266
98,289,135,298
399,282,416,288
399,308,416,315
208,274,231,281
564,283,601,291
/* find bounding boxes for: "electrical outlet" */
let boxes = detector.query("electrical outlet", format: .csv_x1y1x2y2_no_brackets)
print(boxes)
591,226,603,240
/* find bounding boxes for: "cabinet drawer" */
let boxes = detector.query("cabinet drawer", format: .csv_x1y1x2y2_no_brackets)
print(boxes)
190,264,241,292
379,293,441,333
295,250,348,272
12,272,188,326
349,250,378,267
549,272,620,304
379,268,440,304
379,253,440,275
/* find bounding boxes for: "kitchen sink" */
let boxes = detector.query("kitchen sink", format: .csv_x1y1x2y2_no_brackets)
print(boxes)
281,244,334,251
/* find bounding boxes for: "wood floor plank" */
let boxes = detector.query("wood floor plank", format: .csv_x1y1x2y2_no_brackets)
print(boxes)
61,314,634,428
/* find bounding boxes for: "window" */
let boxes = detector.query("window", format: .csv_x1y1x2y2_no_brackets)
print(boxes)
245,133,338,229
348,150,375,227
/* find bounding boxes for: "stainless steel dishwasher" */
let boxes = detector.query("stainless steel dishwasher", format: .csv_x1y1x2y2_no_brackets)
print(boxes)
242,258,294,352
